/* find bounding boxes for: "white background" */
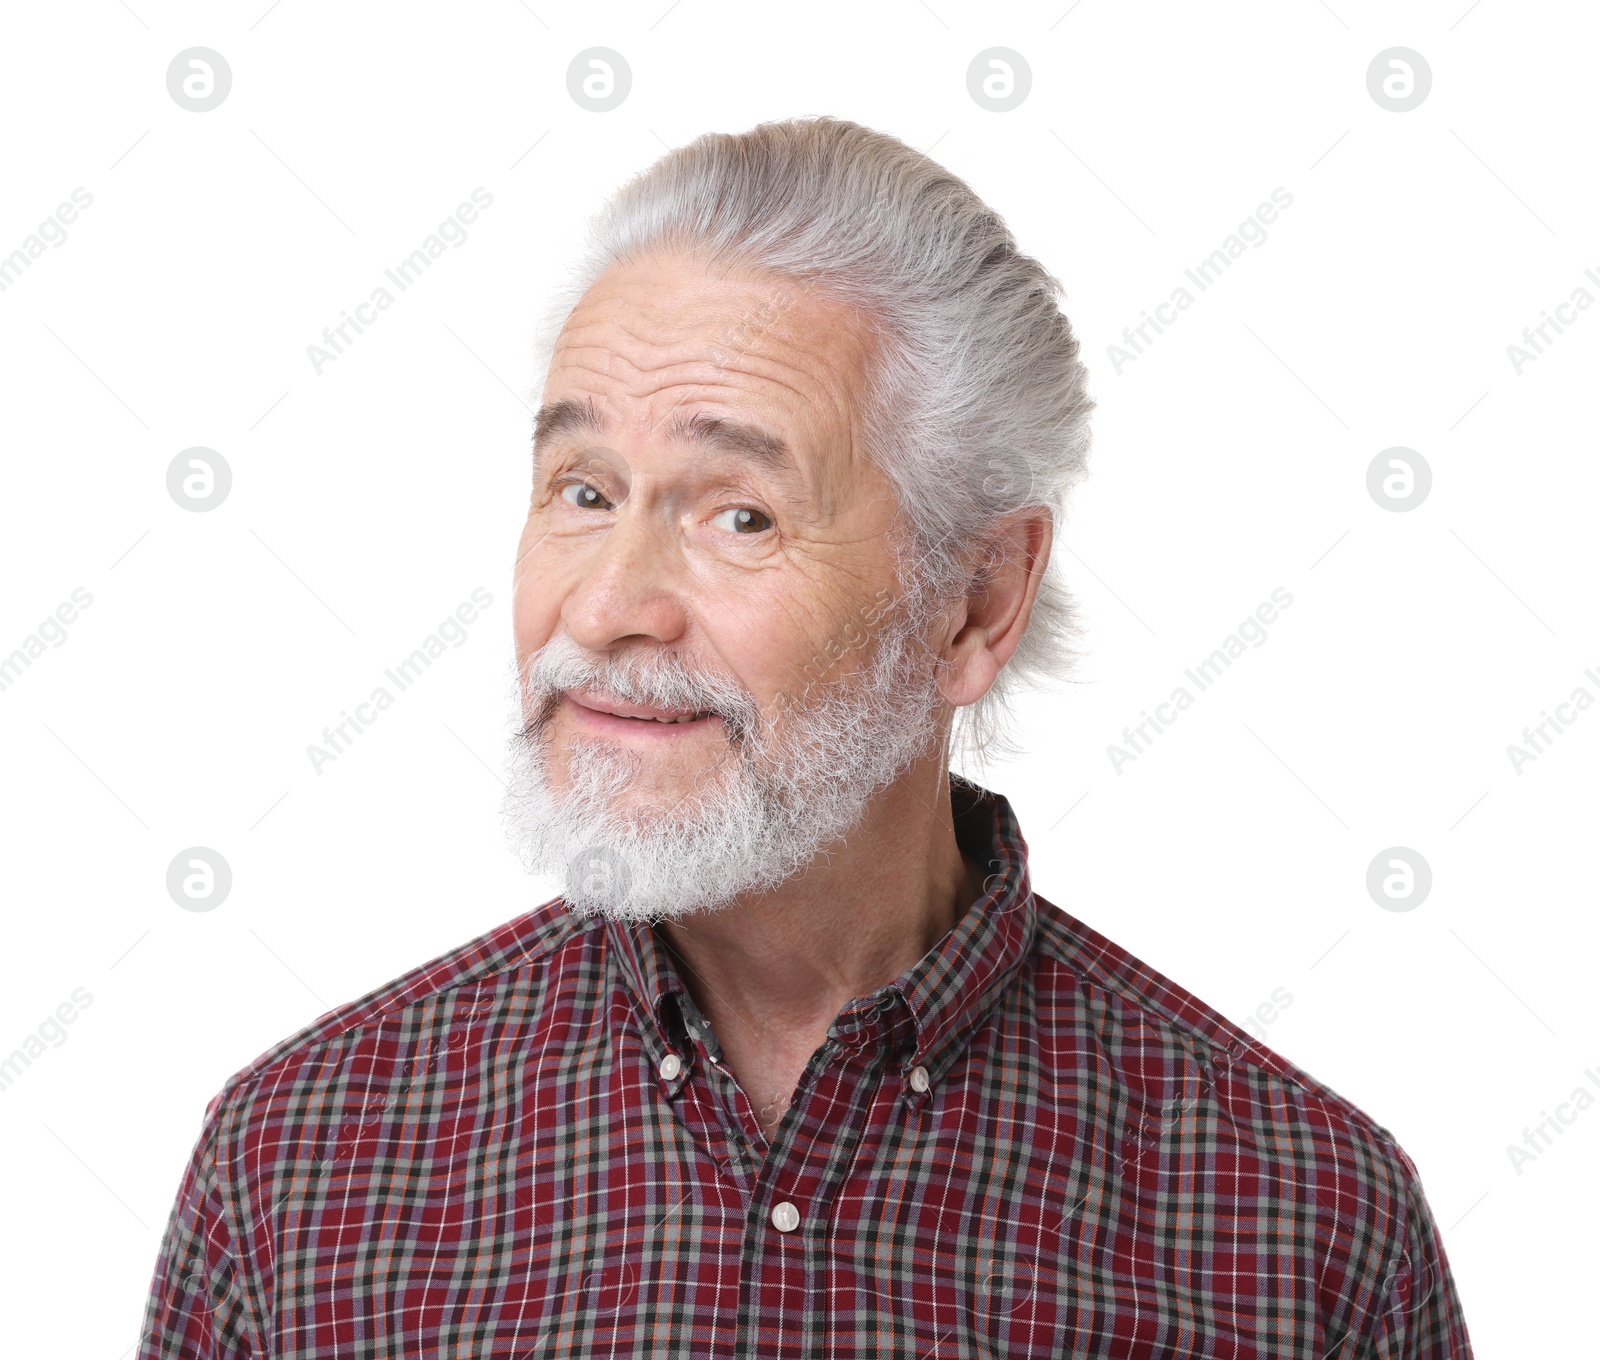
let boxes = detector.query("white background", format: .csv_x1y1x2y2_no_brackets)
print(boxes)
1,1,1594,1354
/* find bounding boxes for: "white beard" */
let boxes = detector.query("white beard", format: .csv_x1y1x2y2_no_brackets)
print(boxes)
499,594,945,924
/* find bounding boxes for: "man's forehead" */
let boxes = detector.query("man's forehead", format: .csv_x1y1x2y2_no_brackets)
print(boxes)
550,255,875,396
537,258,878,493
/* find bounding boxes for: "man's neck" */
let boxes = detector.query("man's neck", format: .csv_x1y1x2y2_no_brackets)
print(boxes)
654,755,983,1133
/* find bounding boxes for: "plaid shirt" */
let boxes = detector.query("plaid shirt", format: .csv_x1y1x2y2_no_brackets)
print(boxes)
140,776,1473,1358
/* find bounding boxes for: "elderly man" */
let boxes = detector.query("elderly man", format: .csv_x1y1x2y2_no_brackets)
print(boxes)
141,117,1473,1357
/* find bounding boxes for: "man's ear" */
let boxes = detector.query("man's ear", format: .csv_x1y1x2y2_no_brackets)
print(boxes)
936,508,1054,708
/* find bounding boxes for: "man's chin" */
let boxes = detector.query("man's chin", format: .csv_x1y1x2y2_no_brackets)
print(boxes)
544,811,762,925
547,759,741,828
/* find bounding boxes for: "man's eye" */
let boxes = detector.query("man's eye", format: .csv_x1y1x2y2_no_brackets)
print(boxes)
560,482,613,511
711,507,773,534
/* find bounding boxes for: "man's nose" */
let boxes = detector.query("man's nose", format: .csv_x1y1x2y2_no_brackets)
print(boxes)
560,501,690,654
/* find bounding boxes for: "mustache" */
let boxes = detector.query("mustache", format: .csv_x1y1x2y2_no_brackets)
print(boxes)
519,635,761,744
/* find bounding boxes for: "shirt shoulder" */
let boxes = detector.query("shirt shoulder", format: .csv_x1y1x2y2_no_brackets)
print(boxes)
207,896,585,1116
1026,892,1459,1349
1029,891,1401,1147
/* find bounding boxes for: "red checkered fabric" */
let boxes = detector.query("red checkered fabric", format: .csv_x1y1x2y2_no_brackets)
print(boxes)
139,775,1473,1357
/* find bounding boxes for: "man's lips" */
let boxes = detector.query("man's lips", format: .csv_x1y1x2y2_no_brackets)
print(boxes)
563,690,721,735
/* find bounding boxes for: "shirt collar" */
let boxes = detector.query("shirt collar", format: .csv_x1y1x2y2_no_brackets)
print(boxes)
598,773,1038,1080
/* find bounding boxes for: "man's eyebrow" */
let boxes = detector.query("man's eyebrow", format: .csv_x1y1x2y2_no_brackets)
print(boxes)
660,408,796,479
533,398,798,481
532,396,609,461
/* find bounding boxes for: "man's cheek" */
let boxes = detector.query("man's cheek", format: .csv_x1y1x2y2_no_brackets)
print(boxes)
511,594,565,687
513,545,585,639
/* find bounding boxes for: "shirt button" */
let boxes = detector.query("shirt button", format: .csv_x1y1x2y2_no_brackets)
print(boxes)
771,1201,800,1233
909,1064,930,1093
659,1053,682,1081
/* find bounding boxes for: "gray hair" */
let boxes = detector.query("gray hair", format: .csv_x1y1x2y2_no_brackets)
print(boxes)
531,115,1094,766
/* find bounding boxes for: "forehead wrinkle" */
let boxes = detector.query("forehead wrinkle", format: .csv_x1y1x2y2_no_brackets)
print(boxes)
559,283,763,370
559,328,837,413
559,317,714,370
563,279,864,390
